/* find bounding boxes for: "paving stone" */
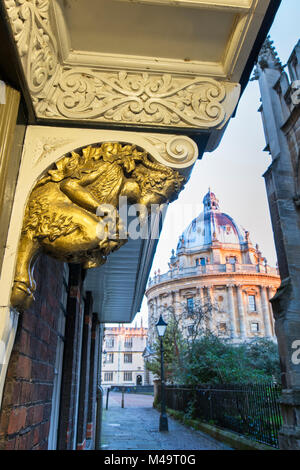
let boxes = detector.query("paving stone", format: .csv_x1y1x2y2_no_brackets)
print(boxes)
101,392,232,451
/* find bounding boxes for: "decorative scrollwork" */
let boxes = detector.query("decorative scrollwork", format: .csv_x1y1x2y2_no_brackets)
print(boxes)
4,0,231,129
44,70,227,128
4,0,59,99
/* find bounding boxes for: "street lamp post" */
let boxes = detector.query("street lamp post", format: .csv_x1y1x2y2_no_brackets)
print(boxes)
156,314,168,432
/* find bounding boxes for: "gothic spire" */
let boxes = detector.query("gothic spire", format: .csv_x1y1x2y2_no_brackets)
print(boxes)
257,35,283,72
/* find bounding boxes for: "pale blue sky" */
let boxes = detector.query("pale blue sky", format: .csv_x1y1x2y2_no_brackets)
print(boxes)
121,0,300,328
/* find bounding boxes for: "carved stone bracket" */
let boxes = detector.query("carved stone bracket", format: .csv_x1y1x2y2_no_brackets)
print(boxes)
4,0,240,130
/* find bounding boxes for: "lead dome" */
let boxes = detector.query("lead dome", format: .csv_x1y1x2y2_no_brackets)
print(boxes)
177,190,248,253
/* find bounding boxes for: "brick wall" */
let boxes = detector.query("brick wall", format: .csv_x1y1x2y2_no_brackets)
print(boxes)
0,253,66,450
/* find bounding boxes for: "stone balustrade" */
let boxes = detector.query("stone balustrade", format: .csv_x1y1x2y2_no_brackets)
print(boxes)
148,263,279,287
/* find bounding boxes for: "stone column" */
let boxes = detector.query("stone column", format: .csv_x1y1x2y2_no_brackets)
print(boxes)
257,48,300,449
206,286,214,333
226,284,237,338
260,286,272,338
267,286,276,337
199,286,206,330
236,285,246,339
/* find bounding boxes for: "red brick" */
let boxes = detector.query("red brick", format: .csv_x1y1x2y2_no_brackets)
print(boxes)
33,426,40,446
17,433,29,450
1,380,21,407
16,355,31,380
41,420,50,441
7,407,27,435
37,384,51,402
41,324,51,344
0,410,10,437
21,381,34,404
43,403,52,422
27,404,44,427
22,311,37,334
3,437,16,450
29,336,39,359
36,439,48,450
31,360,47,380
33,405,44,425
19,330,31,355
40,302,51,323
47,364,55,381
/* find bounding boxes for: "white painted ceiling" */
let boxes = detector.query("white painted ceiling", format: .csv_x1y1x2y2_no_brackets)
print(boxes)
62,0,233,63
54,0,271,80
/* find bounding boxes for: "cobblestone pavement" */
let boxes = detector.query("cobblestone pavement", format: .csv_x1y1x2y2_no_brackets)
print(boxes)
101,392,232,451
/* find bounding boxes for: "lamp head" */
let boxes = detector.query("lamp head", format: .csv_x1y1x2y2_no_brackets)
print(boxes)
156,314,168,338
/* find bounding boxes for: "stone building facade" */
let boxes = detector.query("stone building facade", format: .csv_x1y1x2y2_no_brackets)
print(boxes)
146,190,280,346
101,326,148,388
255,38,300,450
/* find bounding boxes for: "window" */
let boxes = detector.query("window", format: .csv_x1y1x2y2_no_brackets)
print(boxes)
124,337,133,348
124,353,132,363
124,372,132,381
106,353,114,363
248,295,256,312
219,323,227,334
106,337,114,348
104,372,113,382
187,297,194,315
196,257,206,266
251,322,259,333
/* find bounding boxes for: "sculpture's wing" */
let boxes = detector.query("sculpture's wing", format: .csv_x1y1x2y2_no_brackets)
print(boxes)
88,162,124,205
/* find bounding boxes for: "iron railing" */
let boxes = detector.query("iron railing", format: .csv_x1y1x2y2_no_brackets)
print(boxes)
161,383,282,448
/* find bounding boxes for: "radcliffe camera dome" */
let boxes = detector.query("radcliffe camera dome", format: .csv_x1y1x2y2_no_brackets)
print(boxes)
146,188,280,351
177,189,248,252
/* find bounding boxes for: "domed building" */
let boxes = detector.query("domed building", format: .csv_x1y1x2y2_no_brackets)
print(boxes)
146,190,281,346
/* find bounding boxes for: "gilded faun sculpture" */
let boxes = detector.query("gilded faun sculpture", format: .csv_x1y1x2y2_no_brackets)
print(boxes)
11,143,185,311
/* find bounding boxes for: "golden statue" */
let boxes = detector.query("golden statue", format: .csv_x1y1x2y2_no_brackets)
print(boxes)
11,143,185,311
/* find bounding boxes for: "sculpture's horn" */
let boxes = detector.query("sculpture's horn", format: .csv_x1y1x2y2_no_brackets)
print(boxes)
141,155,173,176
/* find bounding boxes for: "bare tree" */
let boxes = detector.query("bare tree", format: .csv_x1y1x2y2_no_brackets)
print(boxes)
155,294,221,342
147,295,222,383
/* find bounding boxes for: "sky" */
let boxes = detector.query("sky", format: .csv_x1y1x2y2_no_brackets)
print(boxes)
113,0,300,328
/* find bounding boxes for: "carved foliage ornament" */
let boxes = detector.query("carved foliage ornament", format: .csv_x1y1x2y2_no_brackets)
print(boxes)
4,0,229,128
11,142,185,311
50,70,227,128
4,0,59,96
